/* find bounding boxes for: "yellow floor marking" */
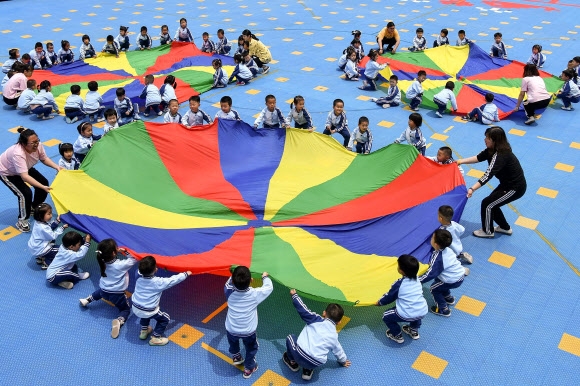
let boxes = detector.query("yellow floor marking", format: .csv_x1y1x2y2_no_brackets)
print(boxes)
412,351,448,379
201,342,244,370
537,136,562,143
336,315,350,332
443,126,453,133
202,302,228,324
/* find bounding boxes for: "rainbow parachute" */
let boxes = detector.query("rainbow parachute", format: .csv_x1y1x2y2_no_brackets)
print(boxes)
51,120,466,305
360,43,563,119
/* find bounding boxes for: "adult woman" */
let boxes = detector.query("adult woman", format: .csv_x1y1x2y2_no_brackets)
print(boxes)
376,22,401,55
0,127,62,232
457,127,526,238
242,29,272,74
2,62,33,106
514,64,552,125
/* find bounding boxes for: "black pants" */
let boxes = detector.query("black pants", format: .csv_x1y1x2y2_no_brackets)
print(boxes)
0,167,48,220
377,37,397,52
323,127,350,147
480,184,526,234
3,96,18,106
523,97,551,117
252,56,269,68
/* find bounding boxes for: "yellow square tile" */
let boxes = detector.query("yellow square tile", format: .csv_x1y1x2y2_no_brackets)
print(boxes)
412,351,448,379
245,89,261,95
466,169,484,179
282,38,293,42
453,116,467,123
290,51,303,55
253,113,260,119
251,369,290,386
275,77,289,82
13,19,23,23
0,226,21,241
212,101,221,108
570,142,580,149
53,28,63,32
551,43,562,47
1,30,12,33
8,126,21,133
42,139,62,147
168,324,204,349
559,333,580,357
21,35,32,39
42,14,51,17
515,216,539,230
554,163,574,172
301,67,314,72
294,21,304,25
455,295,486,316
509,129,526,136
314,86,328,92
356,95,372,101
303,31,313,35
377,120,395,128
92,121,104,129
325,57,337,62
285,98,294,104
313,43,325,47
431,133,448,141
333,36,344,40
536,187,558,199
336,315,350,332
488,251,516,268
32,24,42,27
426,143,433,149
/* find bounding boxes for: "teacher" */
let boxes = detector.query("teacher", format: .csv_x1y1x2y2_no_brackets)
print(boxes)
242,29,272,74
376,22,401,54
2,62,33,106
457,126,526,239
514,64,552,125
0,127,62,232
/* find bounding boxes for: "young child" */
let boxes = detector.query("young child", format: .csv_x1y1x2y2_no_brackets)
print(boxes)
347,116,373,154
131,256,191,346
215,95,241,121
215,29,231,55
338,47,354,71
159,25,173,46
343,50,359,81
254,95,288,129
370,75,400,108
433,81,458,118
349,39,364,62
419,229,466,317
174,18,194,43
229,53,253,85
16,79,37,113
139,74,163,116
28,80,59,120
408,28,427,52
116,26,130,51
2,48,19,73
426,146,464,176
103,109,119,134
462,92,500,124
562,59,579,85
29,42,52,69
286,95,314,131
211,59,228,88
283,289,351,381
102,35,120,58
437,205,473,267
58,40,75,63
324,99,350,147
159,75,177,112
20,53,32,67
85,81,105,122
456,30,470,46
73,122,102,163
406,70,426,111
58,142,80,170
79,35,96,60
556,69,580,111
28,203,68,269
163,99,182,123
433,29,450,48
243,50,260,77
181,95,212,127
358,49,387,91
46,43,58,65
46,231,91,290
64,84,85,124
79,239,138,339
376,254,427,344
394,113,426,155
351,29,364,56
490,32,507,59
527,44,546,68
200,32,216,53
114,87,141,125
235,35,245,56
137,26,152,50
225,266,273,379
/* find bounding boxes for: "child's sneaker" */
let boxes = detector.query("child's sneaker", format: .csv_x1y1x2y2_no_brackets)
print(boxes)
242,363,258,379
302,368,314,381
458,252,473,264
149,336,169,346
461,115,470,121
36,114,43,119
412,107,420,111
58,281,74,289
65,116,72,124
444,295,456,305
35,257,43,265
561,106,572,111
435,111,443,118
382,104,390,109
40,261,49,270
71,116,79,124
111,318,122,339
79,297,90,307
386,330,404,344
236,81,246,85
97,117,105,122
42,115,54,120
430,305,451,317
262,65,270,74
283,352,300,372
369,98,378,102
139,326,153,340
494,226,513,235
157,110,164,116
232,353,244,365
402,325,420,340
464,267,470,276
16,219,30,232
143,113,150,117
79,271,90,280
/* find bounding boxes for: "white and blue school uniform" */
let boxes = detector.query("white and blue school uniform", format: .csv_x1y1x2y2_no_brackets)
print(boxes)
324,111,350,147
490,41,507,58
47,51,58,65
224,275,273,370
244,57,260,77
103,121,119,135
17,88,36,112
557,79,580,108
394,126,426,155
28,220,66,265
174,27,194,43
215,109,241,121
361,60,387,91
409,36,427,52
254,107,286,129
139,84,162,115
136,34,152,50
374,85,401,107
102,41,120,56
216,36,232,55
344,58,359,80
46,241,90,285
29,49,52,69
64,94,86,120
456,37,471,46
439,221,467,257
59,157,80,170
132,271,189,337
527,52,546,68
286,106,313,130
160,32,173,46
58,48,75,63
348,127,373,154
159,83,177,108
200,39,216,53
2,58,17,73
164,111,182,123
425,155,464,175
29,90,59,117
79,42,96,60
378,276,428,337
235,43,244,56
467,102,500,124
181,109,212,126
229,63,253,84
433,35,450,48
419,247,465,313
433,88,458,114
406,80,424,109
73,133,101,163
352,43,365,62
85,90,105,119
116,34,130,51
212,67,228,88
115,96,140,125
337,52,349,71
286,293,348,370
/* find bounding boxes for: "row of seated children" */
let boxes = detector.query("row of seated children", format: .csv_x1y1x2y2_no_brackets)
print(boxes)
408,28,471,52
337,30,366,68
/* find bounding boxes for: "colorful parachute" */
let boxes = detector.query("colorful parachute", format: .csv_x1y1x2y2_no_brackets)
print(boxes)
360,43,563,119
31,42,234,110
51,120,467,305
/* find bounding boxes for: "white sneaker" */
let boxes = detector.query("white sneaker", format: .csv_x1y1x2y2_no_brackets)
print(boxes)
473,229,494,238
16,219,30,232
111,319,122,339
79,271,90,280
157,110,164,116
524,116,535,125
382,104,390,109
369,98,378,102
435,111,443,118
494,226,513,235
464,267,471,276
149,336,169,346
561,106,572,111
459,252,474,264
58,281,74,289
79,298,90,307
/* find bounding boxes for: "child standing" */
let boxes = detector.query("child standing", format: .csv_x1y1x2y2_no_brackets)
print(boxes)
343,50,359,81
114,87,141,125
229,54,253,85
377,254,427,344
79,35,96,60
28,203,67,269
527,44,546,68
103,109,119,134
254,95,288,129
215,29,232,55
283,289,351,381
85,81,105,122
159,25,173,46
370,75,400,108
46,232,91,290
16,79,37,113
433,29,450,48
225,266,273,379
2,48,19,73
462,92,500,124
28,80,59,120
58,40,75,63
102,35,120,58
426,146,464,176
437,205,473,266
408,28,427,52
73,122,102,163
116,26,130,51
137,26,152,50
215,96,241,121
46,43,58,65
181,95,213,127
556,69,580,110
394,113,426,155
456,30,470,46
174,18,194,43
58,143,80,170
286,95,314,131
79,239,138,339
64,84,85,124
163,99,182,123
358,49,387,91
29,42,52,69
347,116,373,154
139,75,163,116
159,75,177,112
211,59,228,88
432,81,458,118
324,99,350,147
200,32,216,53
490,32,507,59
406,70,426,111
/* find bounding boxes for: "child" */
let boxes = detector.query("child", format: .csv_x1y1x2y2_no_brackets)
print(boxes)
324,99,350,147
159,75,177,112
394,113,426,155
433,29,449,48
20,53,32,67
437,205,473,266
79,239,138,339
174,18,194,43
456,29,470,46
211,59,228,88
406,70,426,111
556,69,580,111
139,74,162,116
46,43,58,65
370,75,400,108
462,92,500,124
46,232,91,290
490,32,507,59
64,84,85,124
58,142,80,170
131,256,191,346
235,35,245,56
116,26,130,51
286,95,314,131
358,49,387,91
343,50,359,81
350,39,364,62
74,122,102,163
79,35,96,60
408,28,427,52
527,44,546,68
433,81,458,118
338,47,354,71
102,35,120,58
215,95,241,121
562,60,579,85
426,146,464,176
283,289,350,381
351,29,364,55
2,48,19,73
229,53,253,85
16,79,37,113
376,254,427,344
28,80,59,119
181,95,213,127
419,229,466,317
215,29,231,55
163,99,182,123
114,88,141,125
28,203,68,269
254,95,288,129
29,42,52,69
243,51,260,77
137,26,152,50
85,81,105,122
58,40,75,63
200,32,216,53
159,25,173,46
103,109,119,134
225,266,273,379
347,116,373,154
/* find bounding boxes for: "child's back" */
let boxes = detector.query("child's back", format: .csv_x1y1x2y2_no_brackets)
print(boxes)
225,274,273,336
17,88,36,111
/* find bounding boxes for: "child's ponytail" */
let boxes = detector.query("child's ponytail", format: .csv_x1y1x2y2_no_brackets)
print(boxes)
96,239,119,278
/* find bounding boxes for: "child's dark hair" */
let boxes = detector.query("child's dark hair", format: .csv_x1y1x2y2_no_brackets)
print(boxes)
233,53,243,63
494,32,502,38
189,95,200,103
8,48,18,59
265,94,276,103
417,70,426,77
33,203,52,222
445,81,455,90
96,239,118,278
290,95,304,109
389,74,398,81
433,229,452,249
144,74,154,83
351,29,361,37
140,26,148,33
232,265,251,290
82,34,90,42
438,205,454,222
116,87,126,97
169,99,179,106
202,32,209,37
212,58,222,67
409,112,422,128
439,146,452,158
416,27,423,33
70,84,81,94
333,98,344,107
358,116,369,125
35,42,43,49
573,56,580,63
26,79,36,89
39,80,51,90
120,25,128,32
217,28,225,35
104,108,117,118
58,142,73,156
325,303,344,324
532,44,542,52
62,231,83,248
138,255,157,276
21,53,31,62
179,17,187,24
563,69,578,83
458,29,466,35
220,96,232,106
88,81,98,92
238,34,244,42
47,42,54,49
440,28,449,36
485,93,495,103
106,35,114,42
77,121,92,134
398,254,419,280
161,24,168,31
350,39,360,46
15,127,37,146
368,49,378,60
164,75,176,85
61,40,70,49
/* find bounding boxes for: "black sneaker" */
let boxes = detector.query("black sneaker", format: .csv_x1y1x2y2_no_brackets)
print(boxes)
283,352,299,372
402,325,420,340
302,368,313,381
232,353,244,365
386,329,404,344
444,295,456,305
430,305,451,317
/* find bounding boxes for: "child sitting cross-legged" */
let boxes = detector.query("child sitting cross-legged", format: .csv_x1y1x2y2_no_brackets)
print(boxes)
46,231,91,290
462,92,500,124
370,75,400,108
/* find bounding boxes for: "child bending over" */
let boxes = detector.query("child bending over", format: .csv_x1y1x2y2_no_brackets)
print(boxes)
406,70,426,111
426,146,464,175
358,49,387,91
433,81,458,118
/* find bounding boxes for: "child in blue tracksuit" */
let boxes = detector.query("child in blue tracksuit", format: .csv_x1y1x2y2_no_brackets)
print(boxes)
29,80,60,119
159,75,177,112
229,54,253,85
358,49,387,91
343,51,359,81
254,94,288,129
85,81,105,122
58,143,80,170
324,99,350,147
116,26,130,51
556,69,580,110
46,232,91,289
159,25,173,45
79,239,138,339
139,74,162,116
200,32,216,53
337,47,354,71
216,29,231,55
28,203,67,269
64,84,86,124
131,256,191,346
527,44,546,68
283,290,351,381
371,75,400,108
211,59,228,88
174,18,194,43
58,40,75,63
462,92,500,124
419,229,466,317
406,70,426,110
73,122,101,163
490,32,507,59
181,95,213,127
137,26,152,50
377,254,428,344
225,266,273,379
394,113,426,155
114,87,141,125
286,95,314,131
347,116,373,154
433,81,458,117
16,79,37,113
438,205,473,267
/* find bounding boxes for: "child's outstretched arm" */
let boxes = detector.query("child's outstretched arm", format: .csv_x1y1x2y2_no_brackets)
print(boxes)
376,278,402,306
254,109,265,128
154,271,191,291
224,276,235,299
290,289,324,325
254,272,273,304
419,250,444,283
